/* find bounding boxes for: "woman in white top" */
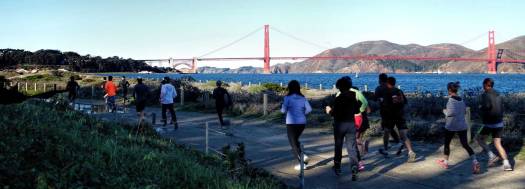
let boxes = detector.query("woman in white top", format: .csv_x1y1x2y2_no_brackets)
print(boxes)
281,80,312,170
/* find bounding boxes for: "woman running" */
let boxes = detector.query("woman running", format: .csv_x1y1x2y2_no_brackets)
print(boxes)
281,80,312,171
437,81,480,174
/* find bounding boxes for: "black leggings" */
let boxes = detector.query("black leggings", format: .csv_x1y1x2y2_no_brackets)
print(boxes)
287,124,305,163
444,129,474,156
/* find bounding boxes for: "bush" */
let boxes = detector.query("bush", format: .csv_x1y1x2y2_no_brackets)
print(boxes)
262,83,286,93
0,100,283,189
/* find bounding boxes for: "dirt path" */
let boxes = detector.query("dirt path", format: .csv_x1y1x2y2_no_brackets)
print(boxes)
94,108,524,189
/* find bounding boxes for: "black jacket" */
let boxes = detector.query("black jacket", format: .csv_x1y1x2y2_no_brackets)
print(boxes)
479,89,503,124
382,88,407,120
329,90,360,123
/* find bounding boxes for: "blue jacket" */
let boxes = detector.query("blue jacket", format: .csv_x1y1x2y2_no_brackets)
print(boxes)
281,94,312,125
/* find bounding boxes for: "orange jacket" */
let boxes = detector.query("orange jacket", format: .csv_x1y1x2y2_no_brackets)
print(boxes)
104,81,117,96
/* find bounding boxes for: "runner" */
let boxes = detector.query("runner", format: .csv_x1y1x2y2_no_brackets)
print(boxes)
280,80,312,171
66,76,79,103
375,73,401,157
325,77,360,180
436,82,480,174
104,76,117,112
383,76,417,162
160,77,178,129
133,77,150,128
476,78,512,171
212,80,231,126
119,76,130,104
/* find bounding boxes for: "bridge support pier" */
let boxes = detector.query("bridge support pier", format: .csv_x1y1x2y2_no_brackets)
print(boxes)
487,31,497,74
263,24,271,74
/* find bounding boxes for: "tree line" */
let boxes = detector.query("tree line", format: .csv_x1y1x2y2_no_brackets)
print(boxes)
0,49,171,73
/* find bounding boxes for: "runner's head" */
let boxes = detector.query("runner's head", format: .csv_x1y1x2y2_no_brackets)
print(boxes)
216,80,223,87
103,77,107,81
379,73,388,85
287,80,304,97
447,81,460,95
70,76,75,81
137,77,143,84
336,77,351,92
386,77,396,89
483,78,494,91
108,76,113,81
122,76,126,80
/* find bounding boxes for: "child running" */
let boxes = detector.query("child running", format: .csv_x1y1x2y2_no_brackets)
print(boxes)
436,82,480,174
280,80,312,171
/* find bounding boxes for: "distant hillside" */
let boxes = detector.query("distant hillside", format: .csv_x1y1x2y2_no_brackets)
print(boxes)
197,35,525,73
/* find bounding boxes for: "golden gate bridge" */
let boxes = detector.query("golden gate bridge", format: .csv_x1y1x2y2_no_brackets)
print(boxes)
141,25,525,74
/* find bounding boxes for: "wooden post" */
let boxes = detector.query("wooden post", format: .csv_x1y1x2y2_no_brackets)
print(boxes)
180,86,185,106
44,83,47,92
466,107,472,143
34,83,37,92
25,82,28,91
364,85,368,92
305,83,308,89
248,82,251,86
319,84,322,90
17,83,20,91
280,82,283,87
263,93,268,116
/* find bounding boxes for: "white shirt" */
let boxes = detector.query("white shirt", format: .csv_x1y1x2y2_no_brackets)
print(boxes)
160,84,177,104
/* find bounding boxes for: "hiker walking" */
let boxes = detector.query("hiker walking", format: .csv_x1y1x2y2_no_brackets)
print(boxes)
66,76,80,103
280,80,312,171
436,82,480,174
476,78,512,171
374,73,402,157
104,76,117,112
212,80,231,126
160,77,178,129
325,77,360,180
119,76,130,104
133,77,150,128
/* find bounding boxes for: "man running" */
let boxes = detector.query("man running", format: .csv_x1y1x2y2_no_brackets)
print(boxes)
160,77,178,129
119,76,131,104
133,77,149,127
476,78,512,171
66,76,79,103
383,77,416,162
375,73,401,157
104,76,117,112
212,80,231,126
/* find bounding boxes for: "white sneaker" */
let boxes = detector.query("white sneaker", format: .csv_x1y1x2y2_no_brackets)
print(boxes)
303,154,309,164
294,163,307,171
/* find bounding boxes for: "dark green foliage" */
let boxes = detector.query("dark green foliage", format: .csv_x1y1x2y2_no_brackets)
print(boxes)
0,100,283,189
0,49,169,73
262,83,286,93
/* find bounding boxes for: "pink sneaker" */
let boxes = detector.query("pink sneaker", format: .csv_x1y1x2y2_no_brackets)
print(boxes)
358,161,365,172
436,159,448,169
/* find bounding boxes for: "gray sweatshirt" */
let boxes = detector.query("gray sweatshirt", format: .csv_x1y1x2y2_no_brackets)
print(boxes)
281,94,312,125
443,96,468,131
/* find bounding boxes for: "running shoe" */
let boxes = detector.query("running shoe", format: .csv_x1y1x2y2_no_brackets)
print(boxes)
303,154,309,164
358,161,365,172
332,165,342,176
351,165,358,181
407,151,417,163
436,159,449,169
487,156,501,167
396,144,405,156
378,149,389,158
472,160,481,174
503,163,513,171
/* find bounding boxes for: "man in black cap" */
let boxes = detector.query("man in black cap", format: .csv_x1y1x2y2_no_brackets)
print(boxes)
212,80,231,126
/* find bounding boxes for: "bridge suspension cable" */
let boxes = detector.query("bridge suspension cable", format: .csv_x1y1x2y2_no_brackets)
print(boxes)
271,26,330,50
198,26,263,58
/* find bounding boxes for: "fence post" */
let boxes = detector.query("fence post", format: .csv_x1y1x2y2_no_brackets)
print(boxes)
466,107,472,143
280,82,283,87
248,82,251,86
54,84,57,91
43,83,47,92
25,82,28,91
299,144,305,189
305,83,308,89
364,85,368,92
91,85,95,98
17,83,20,91
319,84,322,90
34,83,37,92
332,85,336,91
180,86,185,106
263,93,268,116
205,122,209,155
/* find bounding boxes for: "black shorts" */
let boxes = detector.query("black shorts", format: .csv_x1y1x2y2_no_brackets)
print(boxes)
383,118,408,130
136,101,146,112
358,113,370,133
479,127,503,138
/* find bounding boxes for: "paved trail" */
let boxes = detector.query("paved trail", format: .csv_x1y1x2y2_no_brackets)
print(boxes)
95,108,524,189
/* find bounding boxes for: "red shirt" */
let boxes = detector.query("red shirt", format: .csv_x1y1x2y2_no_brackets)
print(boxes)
104,81,117,97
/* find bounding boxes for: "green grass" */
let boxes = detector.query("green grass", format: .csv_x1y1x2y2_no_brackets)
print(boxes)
0,100,284,189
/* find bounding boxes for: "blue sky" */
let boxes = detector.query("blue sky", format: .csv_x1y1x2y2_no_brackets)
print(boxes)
1,0,524,68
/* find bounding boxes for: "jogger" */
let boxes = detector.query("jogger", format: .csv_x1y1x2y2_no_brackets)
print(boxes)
281,80,312,171
160,77,178,129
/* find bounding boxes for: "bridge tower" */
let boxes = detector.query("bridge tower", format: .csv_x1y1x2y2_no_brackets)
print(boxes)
263,24,271,74
487,31,497,74
192,57,197,73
